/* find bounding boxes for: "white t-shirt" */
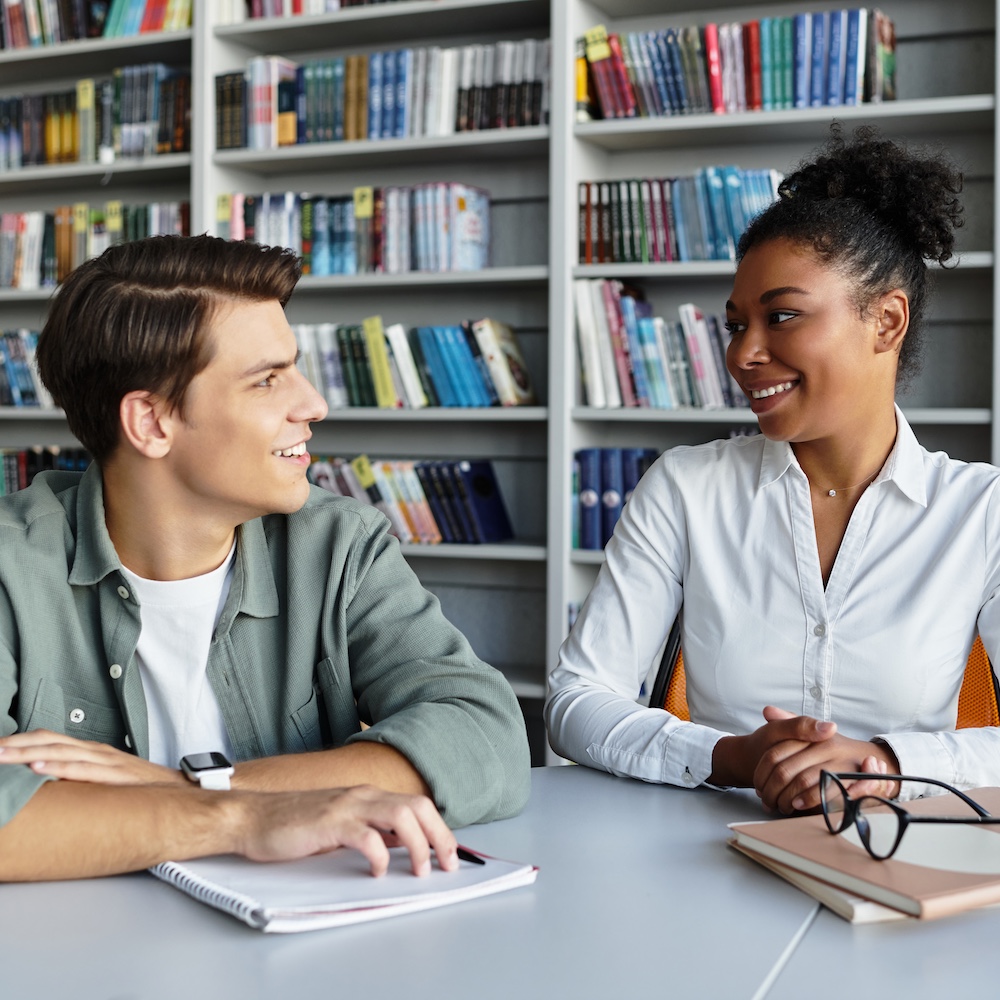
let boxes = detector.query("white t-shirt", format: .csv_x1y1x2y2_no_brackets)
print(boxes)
122,544,237,768
546,408,1000,797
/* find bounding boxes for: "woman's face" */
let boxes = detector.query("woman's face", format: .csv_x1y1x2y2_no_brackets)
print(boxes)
725,237,900,446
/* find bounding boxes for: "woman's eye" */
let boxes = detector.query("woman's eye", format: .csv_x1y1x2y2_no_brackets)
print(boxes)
723,320,744,336
770,310,797,324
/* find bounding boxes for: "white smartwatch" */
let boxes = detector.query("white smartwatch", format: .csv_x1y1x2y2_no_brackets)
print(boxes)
180,752,234,790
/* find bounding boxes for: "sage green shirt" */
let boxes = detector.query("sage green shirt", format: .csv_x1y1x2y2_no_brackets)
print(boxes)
0,466,530,828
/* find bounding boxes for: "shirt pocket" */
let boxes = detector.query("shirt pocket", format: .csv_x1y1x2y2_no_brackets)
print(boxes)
315,657,361,746
290,686,324,751
23,676,122,743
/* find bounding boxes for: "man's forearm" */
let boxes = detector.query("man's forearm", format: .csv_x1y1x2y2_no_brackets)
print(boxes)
0,780,241,881
231,741,430,797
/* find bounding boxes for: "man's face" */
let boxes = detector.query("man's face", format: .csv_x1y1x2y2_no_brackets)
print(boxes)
164,298,328,525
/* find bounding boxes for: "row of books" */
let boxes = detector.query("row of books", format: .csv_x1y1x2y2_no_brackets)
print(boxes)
217,40,549,152
219,0,416,21
0,445,91,494
572,446,659,550
579,167,781,265
574,280,748,410
308,453,515,546
0,201,188,291
215,184,490,275
294,315,536,411
0,66,191,171
0,0,190,48
0,330,49,408
579,8,895,120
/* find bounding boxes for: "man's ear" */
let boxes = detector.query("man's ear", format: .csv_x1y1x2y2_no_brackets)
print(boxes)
874,289,909,356
119,391,173,459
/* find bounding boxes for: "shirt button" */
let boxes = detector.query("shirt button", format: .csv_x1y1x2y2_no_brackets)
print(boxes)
69,708,85,724
682,768,697,786
117,585,130,600
810,685,822,699
813,623,827,637
125,735,132,749
109,663,123,679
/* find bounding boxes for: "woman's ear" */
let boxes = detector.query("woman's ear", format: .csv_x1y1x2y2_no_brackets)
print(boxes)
874,289,910,355
119,391,173,459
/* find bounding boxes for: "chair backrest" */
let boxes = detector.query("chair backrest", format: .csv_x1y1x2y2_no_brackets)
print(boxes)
650,626,999,729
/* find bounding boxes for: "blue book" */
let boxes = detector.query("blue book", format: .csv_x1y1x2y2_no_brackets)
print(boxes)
295,65,308,144
395,49,413,137
461,322,500,406
381,50,397,139
433,326,477,406
452,460,514,544
435,461,476,541
644,31,672,115
720,166,747,246
636,316,671,408
759,17,773,110
415,327,459,406
445,324,492,406
312,197,330,275
414,461,455,543
652,31,680,114
622,447,654,504
809,12,828,107
843,8,867,106
826,10,847,106
600,448,624,547
662,28,688,112
792,13,811,108
574,448,603,551
700,166,733,260
367,51,383,139
778,16,793,110
331,58,346,141
617,294,652,406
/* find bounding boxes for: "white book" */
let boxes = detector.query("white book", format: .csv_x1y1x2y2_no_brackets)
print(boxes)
314,322,349,409
293,324,323,396
385,322,429,408
423,47,443,136
678,303,726,408
573,278,606,407
587,279,621,407
437,48,459,136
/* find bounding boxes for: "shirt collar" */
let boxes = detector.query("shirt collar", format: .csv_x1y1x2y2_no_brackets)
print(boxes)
756,405,928,507
67,464,280,614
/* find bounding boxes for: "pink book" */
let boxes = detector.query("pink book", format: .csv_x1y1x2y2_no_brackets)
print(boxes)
601,280,639,407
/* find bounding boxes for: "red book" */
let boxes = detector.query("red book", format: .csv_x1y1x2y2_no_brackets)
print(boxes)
703,23,725,113
606,34,638,118
743,20,763,110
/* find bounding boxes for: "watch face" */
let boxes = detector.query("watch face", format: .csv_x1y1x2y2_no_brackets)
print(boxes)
183,752,231,770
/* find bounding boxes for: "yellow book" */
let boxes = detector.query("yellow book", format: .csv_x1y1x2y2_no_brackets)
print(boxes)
105,200,124,246
361,315,400,409
71,202,90,270
215,193,233,240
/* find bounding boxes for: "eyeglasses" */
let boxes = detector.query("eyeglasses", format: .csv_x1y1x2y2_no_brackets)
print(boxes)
819,770,1000,861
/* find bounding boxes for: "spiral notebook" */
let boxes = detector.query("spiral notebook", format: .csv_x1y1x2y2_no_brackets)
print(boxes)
149,846,537,933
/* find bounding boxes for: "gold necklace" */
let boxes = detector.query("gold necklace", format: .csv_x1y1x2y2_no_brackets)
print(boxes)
812,470,880,498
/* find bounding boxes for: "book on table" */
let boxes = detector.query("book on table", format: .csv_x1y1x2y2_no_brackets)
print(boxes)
729,787,1000,920
150,845,537,933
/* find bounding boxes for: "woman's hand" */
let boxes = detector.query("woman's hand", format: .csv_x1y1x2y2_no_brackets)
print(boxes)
0,730,187,786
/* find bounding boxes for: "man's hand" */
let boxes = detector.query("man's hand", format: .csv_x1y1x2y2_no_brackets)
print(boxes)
234,785,459,877
0,730,187,786
752,706,900,814
710,705,838,788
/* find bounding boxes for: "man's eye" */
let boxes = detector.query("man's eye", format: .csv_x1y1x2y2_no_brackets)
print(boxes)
256,374,276,387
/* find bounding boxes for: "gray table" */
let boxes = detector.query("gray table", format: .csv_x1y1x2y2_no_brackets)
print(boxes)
0,765,818,1000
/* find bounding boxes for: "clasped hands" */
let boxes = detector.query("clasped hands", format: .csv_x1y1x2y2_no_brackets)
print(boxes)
712,706,901,815
0,729,459,878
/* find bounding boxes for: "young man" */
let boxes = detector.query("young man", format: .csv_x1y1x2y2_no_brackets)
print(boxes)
0,234,530,881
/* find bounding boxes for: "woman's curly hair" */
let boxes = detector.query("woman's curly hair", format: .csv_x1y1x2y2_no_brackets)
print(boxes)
736,124,965,383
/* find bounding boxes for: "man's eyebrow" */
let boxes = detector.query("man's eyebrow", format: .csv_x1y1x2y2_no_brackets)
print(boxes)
237,350,301,379
725,286,811,313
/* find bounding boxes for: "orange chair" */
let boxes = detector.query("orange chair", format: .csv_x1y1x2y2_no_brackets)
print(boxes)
649,620,1000,729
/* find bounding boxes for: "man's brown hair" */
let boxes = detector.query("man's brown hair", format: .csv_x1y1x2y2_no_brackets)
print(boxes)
36,234,301,464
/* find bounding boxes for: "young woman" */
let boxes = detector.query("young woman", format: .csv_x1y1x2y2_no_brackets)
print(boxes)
545,126,1000,814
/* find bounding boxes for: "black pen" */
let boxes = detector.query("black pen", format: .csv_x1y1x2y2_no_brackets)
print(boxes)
457,846,486,865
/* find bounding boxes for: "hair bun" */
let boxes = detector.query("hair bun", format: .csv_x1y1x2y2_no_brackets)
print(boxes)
779,124,964,265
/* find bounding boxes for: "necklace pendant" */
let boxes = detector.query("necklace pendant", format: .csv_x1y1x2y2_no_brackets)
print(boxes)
828,489,837,497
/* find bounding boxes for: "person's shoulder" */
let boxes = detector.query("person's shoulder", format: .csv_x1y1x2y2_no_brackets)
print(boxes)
0,470,82,530
284,485,388,535
654,433,765,478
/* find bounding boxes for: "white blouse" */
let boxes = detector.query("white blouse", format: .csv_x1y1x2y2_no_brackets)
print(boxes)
546,409,1000,795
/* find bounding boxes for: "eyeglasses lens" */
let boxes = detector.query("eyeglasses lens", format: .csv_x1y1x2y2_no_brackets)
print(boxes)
821,774,851,833
854,797,900,859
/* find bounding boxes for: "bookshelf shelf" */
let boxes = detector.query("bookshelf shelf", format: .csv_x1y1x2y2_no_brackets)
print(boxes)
0,408,65,420
215,0,551,50
570,550,605,565
570,407,993,426
0,154,193,195
296,266,549,291
574,96,996,151
214,127,550,173
401,541,547,561
0,30,193,86
321,407,548,422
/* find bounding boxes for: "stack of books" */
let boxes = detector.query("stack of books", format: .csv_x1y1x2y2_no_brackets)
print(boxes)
1,446,91,495
216,39,550,150
294,315,536,411
579,9,896,120
574,280,747,410
308,454,515,546
217,185,491,275
579,167,781,265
